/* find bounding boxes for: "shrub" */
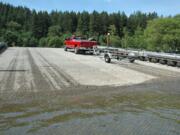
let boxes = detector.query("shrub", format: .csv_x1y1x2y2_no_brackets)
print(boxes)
39,37,48,47
47,36,63,48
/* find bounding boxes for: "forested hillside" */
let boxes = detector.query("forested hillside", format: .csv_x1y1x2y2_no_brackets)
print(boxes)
0,2,180,52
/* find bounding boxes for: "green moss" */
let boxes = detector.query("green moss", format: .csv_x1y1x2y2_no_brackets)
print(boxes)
28,112,106,133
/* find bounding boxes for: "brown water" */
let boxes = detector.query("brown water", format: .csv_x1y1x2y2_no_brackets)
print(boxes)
0,90,180,135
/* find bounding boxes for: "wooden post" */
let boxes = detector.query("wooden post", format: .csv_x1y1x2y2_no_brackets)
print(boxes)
107,33,110,47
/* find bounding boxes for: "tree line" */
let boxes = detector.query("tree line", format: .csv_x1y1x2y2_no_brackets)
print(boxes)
0,2,180,52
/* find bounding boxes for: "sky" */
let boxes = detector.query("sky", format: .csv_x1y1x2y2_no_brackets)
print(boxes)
1,0,180,16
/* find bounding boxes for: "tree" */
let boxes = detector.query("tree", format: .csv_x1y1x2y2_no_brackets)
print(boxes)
3,1,179,51
4,31,19,46
28,37,38,47
99,35,107,45
110,36,121,47
61,12,74,33
77,11,89,35
32,11,51,39
6,21,21,31
48,25,62,37
20,32,32,47
39,37,48,47
144,17,180,52
109,25,117,36
48,36,63,48
108,25,121,47
99,11,109,35
89,11,100,36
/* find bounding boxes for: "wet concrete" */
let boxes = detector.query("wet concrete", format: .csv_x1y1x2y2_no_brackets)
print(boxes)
0,87,179,135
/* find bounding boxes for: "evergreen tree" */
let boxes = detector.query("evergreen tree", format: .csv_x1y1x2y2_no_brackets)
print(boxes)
32,11,51,39
89,11,100,36
77,11,89,35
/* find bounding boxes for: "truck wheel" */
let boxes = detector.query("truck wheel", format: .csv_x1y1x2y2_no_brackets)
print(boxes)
177,62,180,67
148,58,152,62
139,56,145,61
64,46,68,51
81,50,86,55
159,59,167,65
167,61,176,66
129,58,135,63
105,55,111,63
152,58,158,63
75,47,80,54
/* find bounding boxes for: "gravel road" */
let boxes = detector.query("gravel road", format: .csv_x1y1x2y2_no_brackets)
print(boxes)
1,47,180,92
0,47,179,135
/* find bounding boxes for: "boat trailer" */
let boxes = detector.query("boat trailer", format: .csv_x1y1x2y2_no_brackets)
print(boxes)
93,46,138,63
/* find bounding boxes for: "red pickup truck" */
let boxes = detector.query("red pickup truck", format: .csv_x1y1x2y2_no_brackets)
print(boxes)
64,36,97,54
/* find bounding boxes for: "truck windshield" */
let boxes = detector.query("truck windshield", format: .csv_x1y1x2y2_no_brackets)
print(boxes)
74,37,86,40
